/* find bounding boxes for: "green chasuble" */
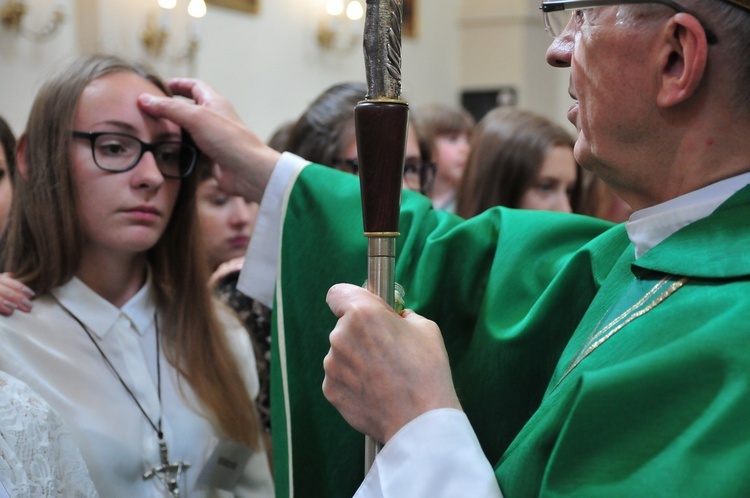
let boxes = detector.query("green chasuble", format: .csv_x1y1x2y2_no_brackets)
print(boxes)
271,164,750,497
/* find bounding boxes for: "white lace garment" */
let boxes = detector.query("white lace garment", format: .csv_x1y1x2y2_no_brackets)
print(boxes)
0,371,98,497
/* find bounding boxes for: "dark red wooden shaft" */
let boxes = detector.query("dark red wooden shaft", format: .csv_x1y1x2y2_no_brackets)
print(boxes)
354,100,409,234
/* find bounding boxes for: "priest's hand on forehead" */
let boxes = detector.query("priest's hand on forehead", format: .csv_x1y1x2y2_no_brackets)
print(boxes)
138,78,280,204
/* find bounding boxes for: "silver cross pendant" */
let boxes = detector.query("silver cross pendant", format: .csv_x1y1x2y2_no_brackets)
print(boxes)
143,440,190,497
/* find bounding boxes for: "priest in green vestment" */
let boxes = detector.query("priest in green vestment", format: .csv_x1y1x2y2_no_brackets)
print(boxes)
139,0,750,496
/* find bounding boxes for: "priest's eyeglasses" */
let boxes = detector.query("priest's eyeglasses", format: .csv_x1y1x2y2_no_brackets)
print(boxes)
72,131,198,179
332,157,437,195
540,0,718,44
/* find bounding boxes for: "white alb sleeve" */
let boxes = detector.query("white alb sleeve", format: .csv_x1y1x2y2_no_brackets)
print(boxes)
237,152,309,307
354,408,504,498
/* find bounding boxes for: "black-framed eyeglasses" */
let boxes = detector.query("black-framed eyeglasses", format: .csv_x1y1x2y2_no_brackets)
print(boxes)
540,0,718,44
72,131,197,180
331,157,437,195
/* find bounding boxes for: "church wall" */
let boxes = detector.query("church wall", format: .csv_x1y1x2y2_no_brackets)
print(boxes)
0,0,572,143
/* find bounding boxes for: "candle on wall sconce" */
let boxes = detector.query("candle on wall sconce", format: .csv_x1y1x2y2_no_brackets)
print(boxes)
318,0,364,52
142,0,207,67
158,0,177,29
187,0,206,39
345,0,363,20
326,0,344,16
1,0,65,41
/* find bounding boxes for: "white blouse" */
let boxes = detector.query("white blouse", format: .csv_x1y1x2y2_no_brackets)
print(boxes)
0,276,274,498
0,371,98,497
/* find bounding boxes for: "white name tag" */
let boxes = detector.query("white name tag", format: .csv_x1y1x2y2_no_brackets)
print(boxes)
197,439,253,490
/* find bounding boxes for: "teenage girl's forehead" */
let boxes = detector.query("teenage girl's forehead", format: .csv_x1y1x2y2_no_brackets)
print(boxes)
76,73,179,136
82,71,167,99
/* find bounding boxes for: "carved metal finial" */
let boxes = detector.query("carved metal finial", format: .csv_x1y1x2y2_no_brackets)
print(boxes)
363,0,403,101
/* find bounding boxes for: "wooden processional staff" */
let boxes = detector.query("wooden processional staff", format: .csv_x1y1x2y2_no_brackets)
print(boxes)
355,0,409,473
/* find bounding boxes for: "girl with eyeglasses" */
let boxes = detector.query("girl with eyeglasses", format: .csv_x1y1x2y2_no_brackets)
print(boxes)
284,81,431,194
0,55,273,497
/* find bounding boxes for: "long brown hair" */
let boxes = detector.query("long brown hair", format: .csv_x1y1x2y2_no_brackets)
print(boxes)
285,81,367,166
455,107,580,218
411,102,475,158
0,54,259,448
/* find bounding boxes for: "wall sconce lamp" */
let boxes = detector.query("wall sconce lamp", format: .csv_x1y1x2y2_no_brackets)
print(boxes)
1,0,65,41
317,0,364,52
142,0,206,61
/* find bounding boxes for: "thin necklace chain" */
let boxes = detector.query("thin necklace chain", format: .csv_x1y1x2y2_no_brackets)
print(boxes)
54,297,164,440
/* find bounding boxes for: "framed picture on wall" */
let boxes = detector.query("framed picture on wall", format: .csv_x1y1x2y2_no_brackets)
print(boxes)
403,0,416,37
206,0,259,14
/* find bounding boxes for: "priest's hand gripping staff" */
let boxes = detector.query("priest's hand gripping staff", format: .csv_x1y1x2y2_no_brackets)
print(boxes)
356,0,408,473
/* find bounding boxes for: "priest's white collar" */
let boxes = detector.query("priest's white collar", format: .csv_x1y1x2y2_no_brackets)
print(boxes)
626,171,750,259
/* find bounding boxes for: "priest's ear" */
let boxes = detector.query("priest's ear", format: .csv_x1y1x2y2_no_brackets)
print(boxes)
656,13,709,108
